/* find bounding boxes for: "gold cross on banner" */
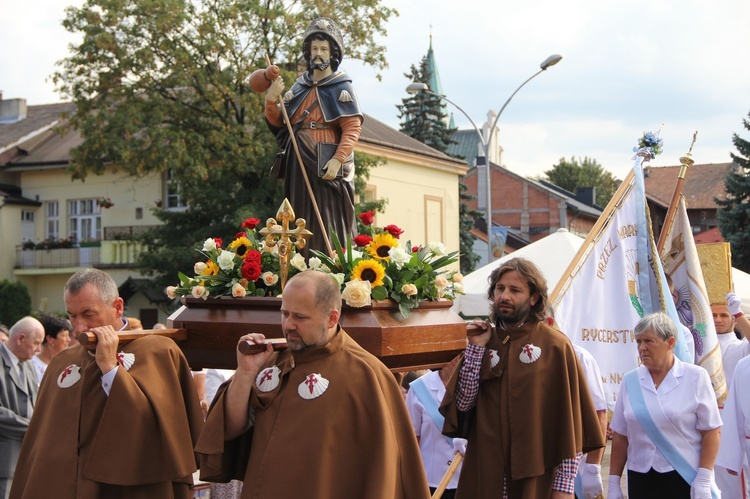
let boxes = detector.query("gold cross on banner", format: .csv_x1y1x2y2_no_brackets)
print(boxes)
259,199,312,290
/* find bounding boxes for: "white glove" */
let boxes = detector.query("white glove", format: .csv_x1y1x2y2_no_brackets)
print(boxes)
452,438,467,456
690,467,712,499
727,292,743,316
580,463,602,498
322,158,342,180
607,474,623,499
265,77,284,102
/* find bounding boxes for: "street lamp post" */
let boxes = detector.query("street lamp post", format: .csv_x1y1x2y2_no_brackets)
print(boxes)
406,54,562,264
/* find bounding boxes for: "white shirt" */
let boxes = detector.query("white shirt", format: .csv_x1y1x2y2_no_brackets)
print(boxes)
718,333,750,388
31,355,47,383
611,356,722,473
405,370,463,489
716,356,750,474
574,344,607,412
205,369,235,403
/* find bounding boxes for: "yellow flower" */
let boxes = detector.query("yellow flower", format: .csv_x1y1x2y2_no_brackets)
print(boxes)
351,259,386,287
367,233,399,261
228,237,253,258
201,260,219,276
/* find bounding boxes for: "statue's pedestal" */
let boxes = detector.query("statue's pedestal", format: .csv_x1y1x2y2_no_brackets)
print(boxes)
168,297,467,372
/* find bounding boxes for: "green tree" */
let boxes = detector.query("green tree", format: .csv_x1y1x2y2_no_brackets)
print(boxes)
541,156,618,207
52,0,396,288
396,56,455,153
0,280,32,326
458,181,481,274
716,110,750,272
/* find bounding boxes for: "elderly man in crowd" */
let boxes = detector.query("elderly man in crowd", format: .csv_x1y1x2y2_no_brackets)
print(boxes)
196,270,429,499
441,257,604,498
10,268,203,498
0,317,44,498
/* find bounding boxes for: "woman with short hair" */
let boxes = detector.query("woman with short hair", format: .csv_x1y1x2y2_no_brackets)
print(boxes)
32,315,72,381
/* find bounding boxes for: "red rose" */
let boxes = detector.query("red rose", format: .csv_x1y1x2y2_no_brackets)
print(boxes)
235,232,245,240
245,249,262,263
353,234,373,247
242,259,262,281
383,224,404,238
412,245,420,252
358,211,375,226
213,238,223,248
242,217,261,230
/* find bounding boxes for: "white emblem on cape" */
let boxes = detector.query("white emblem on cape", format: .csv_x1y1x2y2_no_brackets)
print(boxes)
255,366,281,392
116,352,135,371
298,373,329,400
338,90,353,103
489,349,500,368
57,364,81,388
283,90,294,102
519,343,542,364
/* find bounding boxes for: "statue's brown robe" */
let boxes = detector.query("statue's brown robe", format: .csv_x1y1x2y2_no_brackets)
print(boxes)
196,328,430,499
11,335,203,499
441,321,605,499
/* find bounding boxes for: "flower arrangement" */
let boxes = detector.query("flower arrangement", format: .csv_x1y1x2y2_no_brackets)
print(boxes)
166,217,293,300
97,197,115,209
310,211,464,318
165,212,464,319
633,131,663,159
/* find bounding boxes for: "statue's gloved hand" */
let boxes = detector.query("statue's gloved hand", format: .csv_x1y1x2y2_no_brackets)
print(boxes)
265,76,284,102
322,158,342,180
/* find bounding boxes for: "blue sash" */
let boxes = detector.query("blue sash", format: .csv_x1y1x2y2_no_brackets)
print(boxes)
624,370,719,498
410,377,453,447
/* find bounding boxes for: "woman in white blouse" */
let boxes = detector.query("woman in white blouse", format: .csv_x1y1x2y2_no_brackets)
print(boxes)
608,312,721,499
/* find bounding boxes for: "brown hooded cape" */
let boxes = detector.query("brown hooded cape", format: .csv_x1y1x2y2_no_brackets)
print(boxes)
10,335,203,499
441,321,605,498
195,328,430,499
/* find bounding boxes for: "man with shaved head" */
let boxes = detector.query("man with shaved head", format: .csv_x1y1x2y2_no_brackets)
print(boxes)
0,316,44,498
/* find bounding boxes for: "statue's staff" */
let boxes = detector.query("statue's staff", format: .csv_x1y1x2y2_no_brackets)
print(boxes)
250,57,335,257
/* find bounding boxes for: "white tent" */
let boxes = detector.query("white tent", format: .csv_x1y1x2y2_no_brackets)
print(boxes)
732,267,750,315
454,228,585,317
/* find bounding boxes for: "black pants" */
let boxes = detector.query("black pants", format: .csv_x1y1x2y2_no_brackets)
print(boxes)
628,468,690,498
429,487,456,499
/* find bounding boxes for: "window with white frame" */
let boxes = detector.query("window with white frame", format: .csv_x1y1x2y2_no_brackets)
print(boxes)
165,169,186,210
21,210,34,222
68,199,101,242
45,201,59,240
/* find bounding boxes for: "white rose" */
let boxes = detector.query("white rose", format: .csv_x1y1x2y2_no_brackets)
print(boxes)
217,250,236,271
308,257,322,270
191,285,209,300
341,280,372,308
231,282,247,297
331,273,345,286
401,283,418,297
388,247,412,269
453,282,464,294
435,275,449,288
166,286,178,299
202,238,217,252
194,261,207,275
428,241,447,256
290,253,308,271
262,242,278,254
261,271,279,286
452,272,464,283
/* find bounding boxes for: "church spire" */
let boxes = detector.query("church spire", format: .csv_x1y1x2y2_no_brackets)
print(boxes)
425,30,448,126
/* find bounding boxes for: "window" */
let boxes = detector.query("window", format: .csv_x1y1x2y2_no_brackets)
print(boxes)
45,201,59,239
165,169,186,210
21,210,34,222
68,199,101,242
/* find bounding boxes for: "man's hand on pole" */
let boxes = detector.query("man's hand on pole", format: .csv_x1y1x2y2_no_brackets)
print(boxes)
266,77,284,102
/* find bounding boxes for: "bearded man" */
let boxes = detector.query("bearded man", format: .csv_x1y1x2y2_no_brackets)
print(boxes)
440,258,604,499
264,17,362,256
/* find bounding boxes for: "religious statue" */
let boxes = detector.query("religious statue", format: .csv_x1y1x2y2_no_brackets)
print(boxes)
263,17,363,257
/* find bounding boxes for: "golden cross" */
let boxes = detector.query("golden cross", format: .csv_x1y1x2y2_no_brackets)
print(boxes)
259,199,312,290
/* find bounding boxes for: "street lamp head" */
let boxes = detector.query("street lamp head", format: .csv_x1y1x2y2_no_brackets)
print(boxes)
406,82,430,94
540,54,563,70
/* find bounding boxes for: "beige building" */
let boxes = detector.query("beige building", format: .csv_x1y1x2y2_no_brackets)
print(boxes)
0,96,467,325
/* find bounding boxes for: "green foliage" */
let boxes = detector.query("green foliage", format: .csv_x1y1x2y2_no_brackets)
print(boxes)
353,151,388,232
458,180,481,274
716,109,750,272
396,56,455,154
541,156,618,207
0,280,32,327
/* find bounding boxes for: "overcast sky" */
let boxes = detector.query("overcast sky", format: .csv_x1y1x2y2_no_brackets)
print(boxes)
2,0,749,180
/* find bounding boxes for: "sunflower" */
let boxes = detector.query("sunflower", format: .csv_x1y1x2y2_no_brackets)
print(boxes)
228,236,253,258
201,260,219,276
367,233,399,261
351,260,386,287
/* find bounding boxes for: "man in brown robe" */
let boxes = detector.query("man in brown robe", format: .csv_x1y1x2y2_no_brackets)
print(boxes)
196,270,430,499
10,268,203,499
441,258,605,499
